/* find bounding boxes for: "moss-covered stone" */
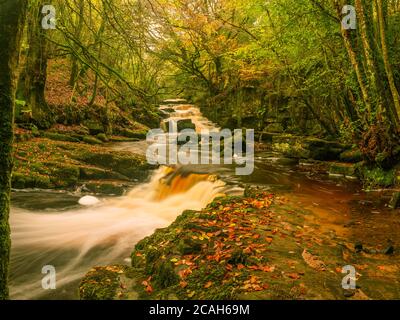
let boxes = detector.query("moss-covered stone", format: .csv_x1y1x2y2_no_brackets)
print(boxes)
43,132,80,143
50,165,80,188
357,165,396,189
96,133,109,142
329,163,356,177
79,167,128,180
272,135,347,160
83,120,105,135
11,172,52,189
79,266,122,300
115,128,147,139
82,136,103,145
76,151,151,180
340,149,363,163
85,182,126,196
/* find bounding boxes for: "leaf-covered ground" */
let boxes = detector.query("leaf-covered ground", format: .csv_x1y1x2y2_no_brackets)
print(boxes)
79,190,400,300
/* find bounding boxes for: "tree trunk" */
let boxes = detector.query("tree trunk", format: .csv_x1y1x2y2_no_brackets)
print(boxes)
377,0,400,129
21,1,52,128
355,0,383,114
335,0,371,120
0,0,27,300
69,0,85,87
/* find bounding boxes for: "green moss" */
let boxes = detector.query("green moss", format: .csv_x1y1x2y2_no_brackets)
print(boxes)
83,120,104,135
340,149,363,163
43,132,80,143
79,167,127,180
153,262,179,289
85,182,125,196
357,165,396,189
50,165,80,188
96,133,109,142
83,136,103,145
11,172,52,189
79,267,121,300
76,151,150,180
329,163,356,177
115,128,147,139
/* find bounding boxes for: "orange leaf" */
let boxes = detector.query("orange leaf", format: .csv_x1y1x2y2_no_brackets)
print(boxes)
204,281,213,289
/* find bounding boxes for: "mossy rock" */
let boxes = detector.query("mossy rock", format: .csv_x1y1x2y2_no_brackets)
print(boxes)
50,165,80,188
153,261,179,289
79,266,122,300
76,151,150,180
83,136,103,145
389,192,400,209
340,149,363,163
357,165,396,188
115,128,147,139
329,163,356,177
43,132,80,143
177,237,203,255
96,133,109,142
85,182,126,196
12,172,52,189
79,167,128,181
83,120,105,135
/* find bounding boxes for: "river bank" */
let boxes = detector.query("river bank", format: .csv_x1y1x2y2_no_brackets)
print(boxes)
79,189,400,300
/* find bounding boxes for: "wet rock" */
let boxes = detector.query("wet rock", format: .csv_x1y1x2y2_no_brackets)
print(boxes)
340,149,363,163
329,163,356,177
384,245,395,255
83,136,103,145
85,181,126,196
388,192,400,209
43,132,80,143
343,289,356,298
355,242,363,253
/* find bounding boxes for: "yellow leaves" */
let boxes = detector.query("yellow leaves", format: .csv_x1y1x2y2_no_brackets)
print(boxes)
241,275,267,292
301,249,326,271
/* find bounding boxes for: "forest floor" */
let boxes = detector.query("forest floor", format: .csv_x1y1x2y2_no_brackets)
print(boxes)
79,191,400,300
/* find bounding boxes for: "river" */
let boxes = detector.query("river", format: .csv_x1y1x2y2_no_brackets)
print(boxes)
9,103,396,300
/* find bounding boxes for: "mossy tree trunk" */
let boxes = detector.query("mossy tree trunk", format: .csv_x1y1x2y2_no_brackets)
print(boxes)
0,0,28,300
377,0,400,130
20,1,53,129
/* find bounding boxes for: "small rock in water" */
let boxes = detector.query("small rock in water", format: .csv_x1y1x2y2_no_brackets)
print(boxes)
388,192,400,209
79,195,100,206
384,245,394,255
355,242,363,253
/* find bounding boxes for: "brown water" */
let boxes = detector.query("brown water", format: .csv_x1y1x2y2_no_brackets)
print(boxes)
9,103,398,300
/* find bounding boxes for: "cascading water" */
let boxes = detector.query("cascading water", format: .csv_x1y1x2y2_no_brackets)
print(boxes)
10,167,228,300
9,102,229,300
